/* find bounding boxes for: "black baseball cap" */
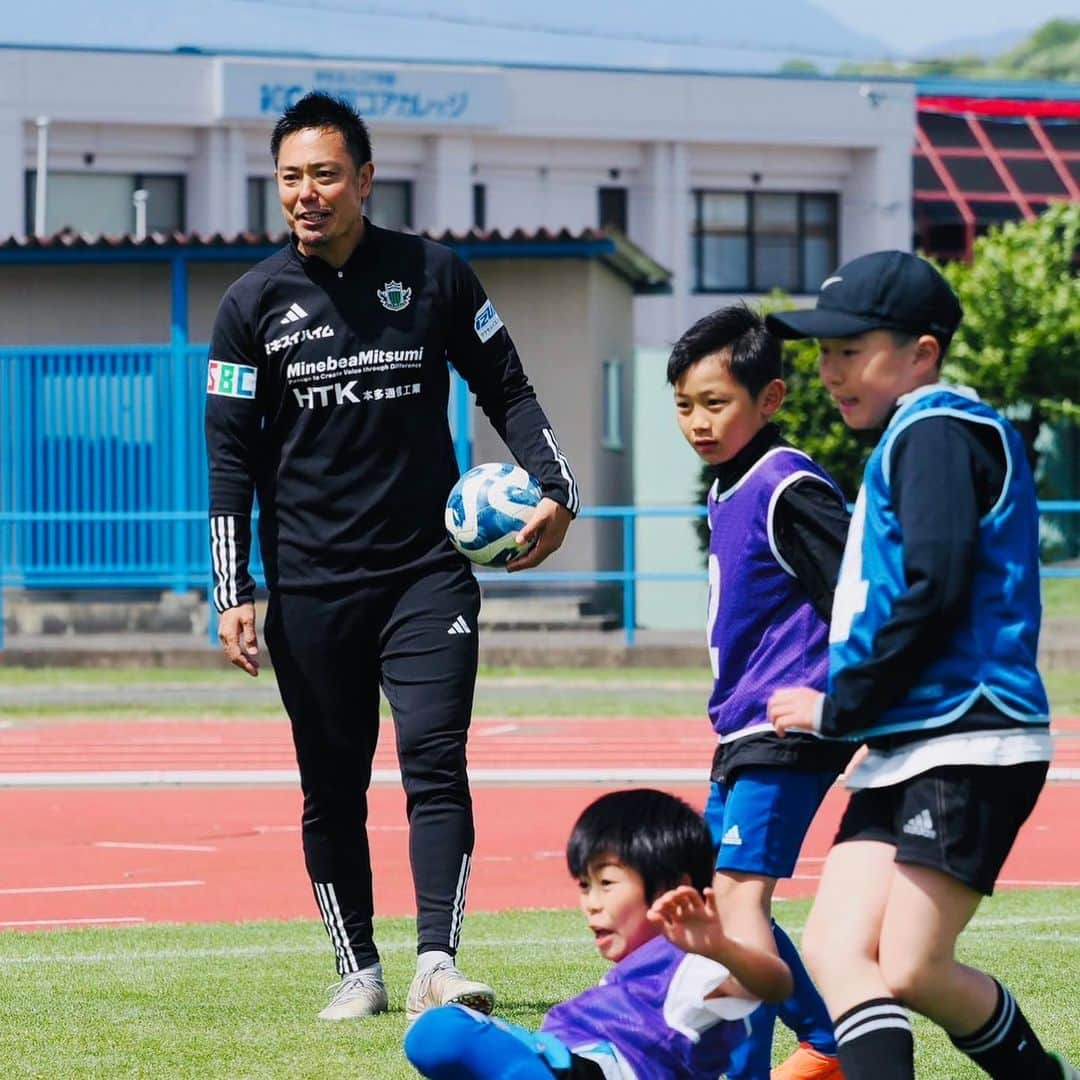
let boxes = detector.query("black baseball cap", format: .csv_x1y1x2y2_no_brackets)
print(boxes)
765,250,963,343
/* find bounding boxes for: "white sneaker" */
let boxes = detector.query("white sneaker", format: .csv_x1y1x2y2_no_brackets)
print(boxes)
316,970,389,1021
405,961,495,1022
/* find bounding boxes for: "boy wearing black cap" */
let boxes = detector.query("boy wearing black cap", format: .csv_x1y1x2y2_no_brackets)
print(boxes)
764,251,1075,1080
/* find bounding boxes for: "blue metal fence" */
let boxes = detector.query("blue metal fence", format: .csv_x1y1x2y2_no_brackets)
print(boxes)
0,343,472,595
0,344,208,591
1,344,1078,650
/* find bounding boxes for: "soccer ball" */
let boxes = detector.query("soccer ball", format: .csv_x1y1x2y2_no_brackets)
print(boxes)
445,462,542,566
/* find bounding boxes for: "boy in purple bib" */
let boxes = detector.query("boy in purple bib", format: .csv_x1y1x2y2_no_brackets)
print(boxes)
669,305,852,1079
404,789,792,1078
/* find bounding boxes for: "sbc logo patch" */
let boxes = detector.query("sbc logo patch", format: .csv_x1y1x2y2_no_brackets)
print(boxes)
207,360,257,399
474,300,504,344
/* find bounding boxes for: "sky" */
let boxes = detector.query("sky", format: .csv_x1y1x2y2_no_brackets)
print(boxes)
2,0,1076,68
811,0,1076,56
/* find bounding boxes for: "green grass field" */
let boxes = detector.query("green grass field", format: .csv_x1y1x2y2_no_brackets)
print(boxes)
2,663,1079,719
0,893,1076,1078
1040,577,1080,618
1,665,1078,1076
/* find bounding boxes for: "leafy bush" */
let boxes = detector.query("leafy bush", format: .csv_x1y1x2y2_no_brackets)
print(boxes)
691,203,1080,558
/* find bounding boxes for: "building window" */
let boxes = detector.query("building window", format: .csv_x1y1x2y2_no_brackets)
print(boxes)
602,360,624,450
472,183,487,231
367,180,413,230
247,177,283,234
598,186,628,233
692,191,838,293
25,171,184,236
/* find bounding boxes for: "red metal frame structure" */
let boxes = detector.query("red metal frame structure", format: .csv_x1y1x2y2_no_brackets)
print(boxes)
914,93,1080,261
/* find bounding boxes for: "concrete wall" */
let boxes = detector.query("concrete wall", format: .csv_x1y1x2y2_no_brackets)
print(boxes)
0,261,254,344
633,346,709,631
467,256,635,588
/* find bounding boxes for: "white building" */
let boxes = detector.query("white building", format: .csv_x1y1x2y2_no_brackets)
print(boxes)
0,47,914,330
0,45,916,628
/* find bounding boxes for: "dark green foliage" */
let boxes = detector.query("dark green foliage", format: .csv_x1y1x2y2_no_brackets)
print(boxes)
936,202,1080,440
832,17,1079,80
693,204,1080,560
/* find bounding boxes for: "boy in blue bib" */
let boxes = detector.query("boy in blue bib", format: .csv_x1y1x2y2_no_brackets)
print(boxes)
767,251,1076,1080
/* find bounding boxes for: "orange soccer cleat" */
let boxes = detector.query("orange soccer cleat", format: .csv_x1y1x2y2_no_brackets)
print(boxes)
771,1042,845,1080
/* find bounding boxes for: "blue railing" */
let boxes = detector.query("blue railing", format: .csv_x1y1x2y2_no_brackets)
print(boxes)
2,503,1079,650
0,343,471,595
1,344,1078,650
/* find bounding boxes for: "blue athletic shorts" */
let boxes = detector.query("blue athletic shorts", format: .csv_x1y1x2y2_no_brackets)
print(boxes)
704,765,836,879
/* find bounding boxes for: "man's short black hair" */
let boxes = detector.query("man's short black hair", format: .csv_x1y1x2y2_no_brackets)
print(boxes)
566,789,714,902
271,91,373,170
667,303,781,397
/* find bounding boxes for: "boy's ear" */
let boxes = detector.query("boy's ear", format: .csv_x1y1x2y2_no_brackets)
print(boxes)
913,334,941,374
759,378,786,417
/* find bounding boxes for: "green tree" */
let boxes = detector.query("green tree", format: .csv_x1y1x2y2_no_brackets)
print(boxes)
935,202,1080,455
836,17,1079,81
778,59,820,74
692,205,1080,558
1000,18,1080,80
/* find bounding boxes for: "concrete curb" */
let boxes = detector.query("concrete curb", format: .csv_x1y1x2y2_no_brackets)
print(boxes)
2,630,1080,670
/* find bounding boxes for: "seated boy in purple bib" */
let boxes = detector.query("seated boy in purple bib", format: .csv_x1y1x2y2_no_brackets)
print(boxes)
669,305,852,1079
404,788,792,1079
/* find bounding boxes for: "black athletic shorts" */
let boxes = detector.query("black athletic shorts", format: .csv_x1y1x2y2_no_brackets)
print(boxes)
834,762,1049,895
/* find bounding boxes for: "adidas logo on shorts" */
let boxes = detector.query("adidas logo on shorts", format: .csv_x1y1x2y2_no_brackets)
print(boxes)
902,809,936,839
721,825,743,846
447,615,472,635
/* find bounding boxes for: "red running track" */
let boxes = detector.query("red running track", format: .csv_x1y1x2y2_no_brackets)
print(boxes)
0,716,1077,930
2,715,1078,773
0,716,724,773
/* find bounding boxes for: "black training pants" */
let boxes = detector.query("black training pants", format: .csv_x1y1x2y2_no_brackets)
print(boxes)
264,563,480,974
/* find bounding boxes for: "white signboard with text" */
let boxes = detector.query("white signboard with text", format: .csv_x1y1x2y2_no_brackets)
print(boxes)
220,62,507,128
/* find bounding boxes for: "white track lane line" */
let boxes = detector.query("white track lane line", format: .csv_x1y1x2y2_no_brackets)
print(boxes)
1,919,1077,967
475,724,519,737
0,880,203,895
0,917,146,928
0,766,1075,786
93,842,217,852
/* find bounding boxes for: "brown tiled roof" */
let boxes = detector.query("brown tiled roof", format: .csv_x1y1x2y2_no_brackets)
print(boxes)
0,227,671,291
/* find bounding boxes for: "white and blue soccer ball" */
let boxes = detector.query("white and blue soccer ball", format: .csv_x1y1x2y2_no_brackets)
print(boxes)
445,462,542,566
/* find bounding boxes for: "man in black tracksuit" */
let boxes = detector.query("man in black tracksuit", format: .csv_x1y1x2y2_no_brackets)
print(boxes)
205,92,578,1022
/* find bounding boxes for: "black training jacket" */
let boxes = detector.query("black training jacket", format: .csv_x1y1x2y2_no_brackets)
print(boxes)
205,223,578,611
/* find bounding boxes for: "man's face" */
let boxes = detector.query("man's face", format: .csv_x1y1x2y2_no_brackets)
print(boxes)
818,330,938,430
275,126,373,261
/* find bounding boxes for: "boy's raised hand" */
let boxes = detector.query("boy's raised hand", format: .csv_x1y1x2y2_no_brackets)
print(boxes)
647,885,729,958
